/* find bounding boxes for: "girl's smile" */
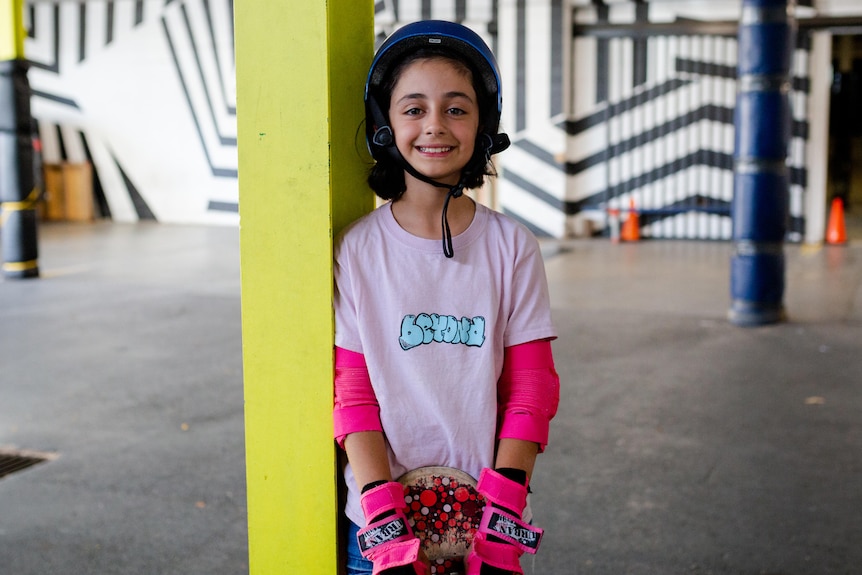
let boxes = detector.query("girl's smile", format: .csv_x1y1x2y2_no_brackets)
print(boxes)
388,57,480,187
417,146,454,155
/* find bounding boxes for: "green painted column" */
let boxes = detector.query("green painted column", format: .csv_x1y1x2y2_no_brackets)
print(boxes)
235,2,373,573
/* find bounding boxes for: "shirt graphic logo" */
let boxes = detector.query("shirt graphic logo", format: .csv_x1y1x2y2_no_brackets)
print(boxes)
399,313,485,350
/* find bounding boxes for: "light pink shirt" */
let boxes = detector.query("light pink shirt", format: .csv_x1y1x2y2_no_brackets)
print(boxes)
334,201,556,526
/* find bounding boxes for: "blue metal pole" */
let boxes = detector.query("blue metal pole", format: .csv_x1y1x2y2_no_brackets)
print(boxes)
729,0,795,326
1,0,38,279
0,59,38,279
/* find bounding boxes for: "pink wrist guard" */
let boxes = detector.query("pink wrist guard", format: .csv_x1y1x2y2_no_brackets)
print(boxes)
357,482,425,575
477,469,543,552
465,468,544,574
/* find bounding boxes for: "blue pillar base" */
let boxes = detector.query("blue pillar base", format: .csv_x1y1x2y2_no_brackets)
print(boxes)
2,267,40,279
728,300,785,326
729,246,786,326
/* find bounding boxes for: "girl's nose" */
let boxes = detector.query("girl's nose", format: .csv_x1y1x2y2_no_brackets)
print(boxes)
424,110,446,135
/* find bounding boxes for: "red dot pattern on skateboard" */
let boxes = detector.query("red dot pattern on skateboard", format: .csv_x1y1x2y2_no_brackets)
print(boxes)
401,473,485,575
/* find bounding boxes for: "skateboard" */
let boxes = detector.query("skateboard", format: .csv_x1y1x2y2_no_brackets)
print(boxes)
397,466,486,575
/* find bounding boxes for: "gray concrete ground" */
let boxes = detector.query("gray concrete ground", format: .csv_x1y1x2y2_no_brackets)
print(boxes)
1,222,861,575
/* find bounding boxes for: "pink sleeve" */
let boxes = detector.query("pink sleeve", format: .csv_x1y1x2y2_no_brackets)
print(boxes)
497,340,560,452
333,347,383,449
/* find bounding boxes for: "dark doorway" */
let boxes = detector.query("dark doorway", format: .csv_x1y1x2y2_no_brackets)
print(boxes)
829,34,862,240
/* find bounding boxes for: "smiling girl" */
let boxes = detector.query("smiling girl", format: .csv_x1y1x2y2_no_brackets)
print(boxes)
333,21,560,575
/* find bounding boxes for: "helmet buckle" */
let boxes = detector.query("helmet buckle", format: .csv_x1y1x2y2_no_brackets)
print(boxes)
372,126,394,148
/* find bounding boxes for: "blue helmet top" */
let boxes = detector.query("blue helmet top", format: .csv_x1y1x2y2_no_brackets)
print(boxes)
366,20,502,116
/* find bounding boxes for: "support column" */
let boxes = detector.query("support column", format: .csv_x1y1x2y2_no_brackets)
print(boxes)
0,0,38,279
729,0,795,326
235,2,373,573
805,30,832,245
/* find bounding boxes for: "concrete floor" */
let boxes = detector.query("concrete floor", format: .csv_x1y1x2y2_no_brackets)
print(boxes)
1,221,861,575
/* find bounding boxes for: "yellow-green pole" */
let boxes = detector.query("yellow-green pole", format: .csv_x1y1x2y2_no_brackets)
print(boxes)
235,2,373,573
0,0,25,61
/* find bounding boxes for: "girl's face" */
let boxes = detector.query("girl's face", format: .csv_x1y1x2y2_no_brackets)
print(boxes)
388,57,480,188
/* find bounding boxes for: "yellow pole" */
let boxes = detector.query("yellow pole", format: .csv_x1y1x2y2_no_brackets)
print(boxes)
0,0,25,60
235,1,373,573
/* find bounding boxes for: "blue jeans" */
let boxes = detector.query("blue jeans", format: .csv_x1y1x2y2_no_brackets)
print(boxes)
346,521,374,575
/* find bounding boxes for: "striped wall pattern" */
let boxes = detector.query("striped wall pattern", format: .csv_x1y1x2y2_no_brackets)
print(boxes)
374,0,497,36
25,0,159,221
162,0,237,185
23,0,494,223
24,0,236,224
494,0,570,238
19,0,818,235
565,2,811,241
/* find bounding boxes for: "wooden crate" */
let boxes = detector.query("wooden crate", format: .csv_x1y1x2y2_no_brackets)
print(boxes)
41,162,94,222
42,163,65,221
62,162,94,222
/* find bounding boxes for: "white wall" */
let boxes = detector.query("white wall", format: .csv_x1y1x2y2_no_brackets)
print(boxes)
27,0,236,224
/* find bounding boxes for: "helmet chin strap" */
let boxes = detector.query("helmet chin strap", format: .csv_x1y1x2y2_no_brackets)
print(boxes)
368,95,509,258
396,147,469,259
393,142,488,259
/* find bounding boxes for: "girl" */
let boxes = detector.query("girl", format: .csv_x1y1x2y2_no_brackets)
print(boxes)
333,20,560,575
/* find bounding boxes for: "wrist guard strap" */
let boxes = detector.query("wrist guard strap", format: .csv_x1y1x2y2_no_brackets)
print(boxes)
360,481,406,520
476,467,528,513
479,506,543,554
466,531,524,574
357,512,414,556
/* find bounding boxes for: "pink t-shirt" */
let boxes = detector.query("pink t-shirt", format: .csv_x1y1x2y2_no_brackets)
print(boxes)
334,201,556,526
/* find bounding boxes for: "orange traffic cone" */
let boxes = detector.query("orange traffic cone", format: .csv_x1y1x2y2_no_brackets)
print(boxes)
621,198,640,242
826,197,847,245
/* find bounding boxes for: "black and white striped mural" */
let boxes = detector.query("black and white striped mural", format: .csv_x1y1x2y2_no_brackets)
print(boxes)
496,0,569,238
25,0,236,224
563,0,811,241
493,0,814,241
374,0,497,33
19,0,833,237
24,0,493,224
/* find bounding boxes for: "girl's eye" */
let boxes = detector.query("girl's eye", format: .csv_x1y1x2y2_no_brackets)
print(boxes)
405,107,423,116
448,108,466,116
